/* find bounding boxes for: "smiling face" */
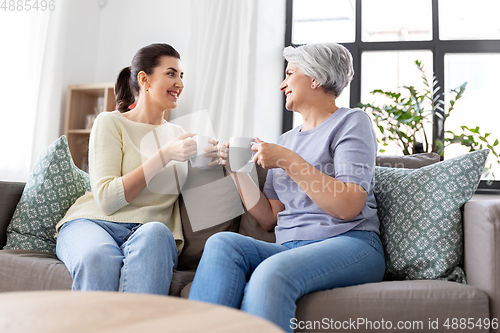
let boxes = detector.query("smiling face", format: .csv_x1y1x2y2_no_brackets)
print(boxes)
146,56,184,110
280,62,313,112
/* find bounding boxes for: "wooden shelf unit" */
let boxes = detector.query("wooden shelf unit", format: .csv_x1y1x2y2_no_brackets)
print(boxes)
64,83,116,172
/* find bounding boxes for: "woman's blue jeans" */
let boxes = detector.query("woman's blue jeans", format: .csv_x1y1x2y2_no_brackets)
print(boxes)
188,230,385,332
56,218,178,295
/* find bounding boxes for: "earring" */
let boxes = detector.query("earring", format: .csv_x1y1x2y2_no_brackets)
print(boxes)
146,88,149,93
312,85,315,88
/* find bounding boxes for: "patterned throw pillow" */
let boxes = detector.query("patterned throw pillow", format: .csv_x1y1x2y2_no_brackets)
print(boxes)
374,149,488,283
4,136,90,253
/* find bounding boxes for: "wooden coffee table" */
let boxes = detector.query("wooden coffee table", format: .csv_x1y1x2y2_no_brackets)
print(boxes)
0,291,285,332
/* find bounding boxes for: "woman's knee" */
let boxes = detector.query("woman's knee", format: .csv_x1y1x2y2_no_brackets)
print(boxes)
250,256,295,292
139,221,170,234
126,223,178,270
204,231,246,253
136,222,176,248
242,258,298,317
57,221,121,272
69,244,122,279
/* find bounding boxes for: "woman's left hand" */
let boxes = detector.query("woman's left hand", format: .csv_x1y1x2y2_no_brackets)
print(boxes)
252,138,296,170
204,139,220,167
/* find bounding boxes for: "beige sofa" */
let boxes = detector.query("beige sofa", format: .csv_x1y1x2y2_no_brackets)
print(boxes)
1,157,499,333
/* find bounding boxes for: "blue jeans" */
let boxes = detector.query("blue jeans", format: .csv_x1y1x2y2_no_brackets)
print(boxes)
188,230,385,332
56,218,178,295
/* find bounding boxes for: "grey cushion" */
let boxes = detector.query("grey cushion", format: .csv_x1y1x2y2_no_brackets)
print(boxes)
295,280,489,333
177,164,241,271
239,212,276,243
0,249,201,297
0,182,25,249
238,165,276,243
0,250,72,291
180,281,192,298
177,194,240,271
180,279,490,333
376,152,441,169
169,270,196,297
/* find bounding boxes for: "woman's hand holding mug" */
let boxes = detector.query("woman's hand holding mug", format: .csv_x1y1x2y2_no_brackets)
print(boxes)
219,137,256,173
252,138,294,170
189,135,219,169
161,132,197,163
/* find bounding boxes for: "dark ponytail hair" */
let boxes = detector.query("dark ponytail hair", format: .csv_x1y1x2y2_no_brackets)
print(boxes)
115,67,134,113
115,43,181,113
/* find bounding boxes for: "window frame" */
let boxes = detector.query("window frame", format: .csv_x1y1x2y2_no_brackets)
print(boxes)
283,0,500,193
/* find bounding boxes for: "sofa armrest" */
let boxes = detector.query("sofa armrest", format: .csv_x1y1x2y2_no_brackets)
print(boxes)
464,199,500,330
0,181,25,249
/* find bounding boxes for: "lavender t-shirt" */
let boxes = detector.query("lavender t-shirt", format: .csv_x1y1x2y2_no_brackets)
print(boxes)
263,107,380,244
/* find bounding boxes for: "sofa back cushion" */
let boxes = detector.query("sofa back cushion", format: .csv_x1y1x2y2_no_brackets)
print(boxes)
376,152,441,169
238,165,276,243
177,165,242,271
0,182,26,249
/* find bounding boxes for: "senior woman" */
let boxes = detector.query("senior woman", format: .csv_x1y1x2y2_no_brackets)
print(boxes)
188,43,385,332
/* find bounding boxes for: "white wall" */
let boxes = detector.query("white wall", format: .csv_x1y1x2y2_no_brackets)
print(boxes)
62,1,102,85
94,0,192,84
58,0,103,133
65,0,284,142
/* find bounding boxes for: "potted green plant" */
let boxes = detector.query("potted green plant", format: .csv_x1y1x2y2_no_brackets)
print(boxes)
359,60,500,180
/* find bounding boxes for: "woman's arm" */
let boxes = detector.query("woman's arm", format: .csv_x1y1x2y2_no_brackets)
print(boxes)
230,172,284,231
219,143,284,231
89,113,197,214
122,132,196,203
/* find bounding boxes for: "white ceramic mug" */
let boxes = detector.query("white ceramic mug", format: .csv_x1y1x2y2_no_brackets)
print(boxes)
229,137,255,173
190,135,213,169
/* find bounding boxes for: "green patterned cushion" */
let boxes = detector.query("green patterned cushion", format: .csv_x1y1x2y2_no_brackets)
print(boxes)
4,136,90,253
374,149,488,283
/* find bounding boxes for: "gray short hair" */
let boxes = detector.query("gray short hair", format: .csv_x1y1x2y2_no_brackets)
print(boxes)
283,43,354,97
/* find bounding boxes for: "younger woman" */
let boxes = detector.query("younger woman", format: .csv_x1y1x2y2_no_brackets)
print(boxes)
56,43,217,294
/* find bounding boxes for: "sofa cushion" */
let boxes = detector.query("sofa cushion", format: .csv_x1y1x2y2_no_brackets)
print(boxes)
295,280,489,333
181,279,490,331
239,165,276,243
0,249,72,291
0,182,25,249
374,149,488,283
376,152,441,169
177,164,241,271
0,249,200,296
169,270,196,297
4,136,90,253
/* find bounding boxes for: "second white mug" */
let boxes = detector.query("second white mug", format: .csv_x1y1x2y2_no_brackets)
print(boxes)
229,137,255,173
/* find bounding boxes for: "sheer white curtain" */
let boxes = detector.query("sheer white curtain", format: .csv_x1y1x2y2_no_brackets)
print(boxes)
0,4,67,181
0,12,49,181
29,1,69,175
167,0,285,229
173,0,258,143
